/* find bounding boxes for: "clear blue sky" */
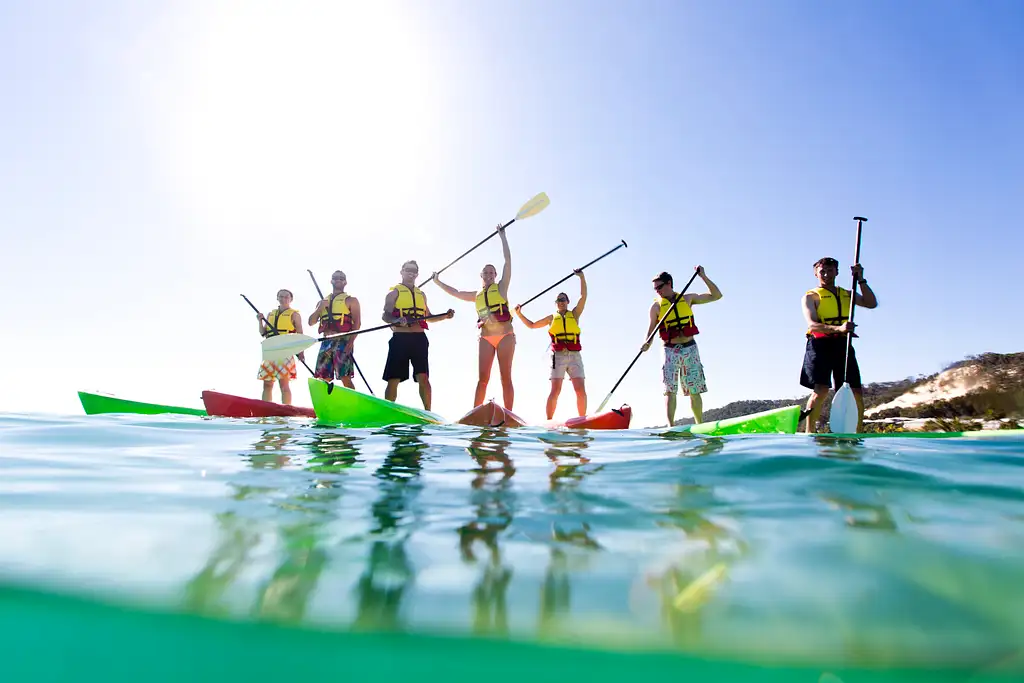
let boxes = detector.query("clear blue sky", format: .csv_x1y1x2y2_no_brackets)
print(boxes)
3,0,1022,426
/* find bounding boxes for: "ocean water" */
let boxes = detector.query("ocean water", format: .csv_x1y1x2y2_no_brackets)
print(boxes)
1,411,1023,682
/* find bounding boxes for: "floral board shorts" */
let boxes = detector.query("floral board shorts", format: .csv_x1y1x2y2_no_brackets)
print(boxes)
315,337,355,380
662,341,707,396
257,357,297,382
550,351,585,380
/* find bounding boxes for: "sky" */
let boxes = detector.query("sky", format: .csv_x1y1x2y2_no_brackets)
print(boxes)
2,0,1022,427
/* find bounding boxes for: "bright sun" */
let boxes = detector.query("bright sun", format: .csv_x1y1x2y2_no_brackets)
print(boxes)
147,1,440,241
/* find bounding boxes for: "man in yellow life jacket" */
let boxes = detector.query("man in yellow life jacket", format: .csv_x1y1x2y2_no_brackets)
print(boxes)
382,259,455,411
641,267,722,426
513,269,588,419
257,288,305,405
308,270,360,389
800,256,878,433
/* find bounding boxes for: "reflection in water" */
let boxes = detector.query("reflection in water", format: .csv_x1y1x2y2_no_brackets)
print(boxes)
183,427,358,622
353,425,428,631
655,430,728,458
819,492,898,531
460,428,516,636
539,435,601,635
812,435,866,460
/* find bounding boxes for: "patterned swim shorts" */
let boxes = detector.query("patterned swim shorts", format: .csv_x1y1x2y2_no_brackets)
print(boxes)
257,357,297,382
662,341,707,396
315,337,355,380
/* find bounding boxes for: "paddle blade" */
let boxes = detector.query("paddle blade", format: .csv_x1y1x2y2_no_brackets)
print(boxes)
828,383,859,434
262,333,317,363
515,192,550,220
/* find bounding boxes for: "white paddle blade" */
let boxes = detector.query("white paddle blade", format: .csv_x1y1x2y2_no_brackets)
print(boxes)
262,333,317,363
829,383,859,434
515,192,550,220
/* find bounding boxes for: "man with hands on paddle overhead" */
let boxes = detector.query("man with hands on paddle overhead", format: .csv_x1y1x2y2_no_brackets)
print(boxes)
800,257,877,433
431,223,516,411
257,289,305,405
309,270,359,390
514,269,588,420
642,266,722,426
382,259,455,411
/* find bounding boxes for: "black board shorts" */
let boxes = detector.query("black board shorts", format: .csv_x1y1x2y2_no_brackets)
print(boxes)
383,333,429,383
799,335,862,390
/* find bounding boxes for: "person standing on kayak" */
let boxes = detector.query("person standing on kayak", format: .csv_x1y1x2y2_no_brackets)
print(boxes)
382,260,455,411
431,224,516,411
308,270,360,390
641,267,722,426
800,256,878,432
257,289,305,405
513,269,588,419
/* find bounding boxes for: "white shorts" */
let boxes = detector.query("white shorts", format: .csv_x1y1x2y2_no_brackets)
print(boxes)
550,351,585,380
663,341,706,396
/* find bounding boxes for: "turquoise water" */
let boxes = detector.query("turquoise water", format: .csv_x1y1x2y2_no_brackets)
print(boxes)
2,411,1023,682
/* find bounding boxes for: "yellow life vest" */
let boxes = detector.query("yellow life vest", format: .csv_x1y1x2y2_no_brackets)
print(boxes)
657,296,699,342
391,284,428,329
475,283,512,327
807,286,851,338
319,293,353,333
265,307,297,337
548,311,582,352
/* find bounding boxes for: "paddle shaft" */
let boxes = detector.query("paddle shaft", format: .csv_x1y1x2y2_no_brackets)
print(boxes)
517,240,627,308
417,217,516,288
596,269,701,412
241,293,316,376
307,270,375,395
843,217,866,381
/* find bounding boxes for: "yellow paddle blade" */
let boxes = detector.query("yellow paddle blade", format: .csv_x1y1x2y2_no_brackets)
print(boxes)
515,192,550,220
262,333,318,363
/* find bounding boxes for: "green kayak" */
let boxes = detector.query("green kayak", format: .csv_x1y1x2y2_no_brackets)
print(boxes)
308,378,446,427
669,404,802,436
78,391,207,417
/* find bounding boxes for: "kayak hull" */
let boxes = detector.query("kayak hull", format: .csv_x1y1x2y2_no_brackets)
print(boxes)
557,405,632,430
77,391,207,417
308,378,446,427
201,390,315,419
456,401,528,428
670,404,802,436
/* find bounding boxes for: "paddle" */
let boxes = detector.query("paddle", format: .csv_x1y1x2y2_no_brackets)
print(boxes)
417,192,550,288
517,240,627,308
595,269,701,414
241,294,316,376
306,269,374,395
262,313,453,363
829,216,866,435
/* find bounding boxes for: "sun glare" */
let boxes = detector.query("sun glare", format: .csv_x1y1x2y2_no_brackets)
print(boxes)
150,1,439,241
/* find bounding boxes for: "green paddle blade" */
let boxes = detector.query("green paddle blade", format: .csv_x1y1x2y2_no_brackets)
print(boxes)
828,382,859,434
515,192,550,220
262,333,318,363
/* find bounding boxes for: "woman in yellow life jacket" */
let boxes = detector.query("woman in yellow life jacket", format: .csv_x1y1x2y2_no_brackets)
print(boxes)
308,270,360,389
641,267,723,426
513,270,588,419
257,289,305,405
431,224,516,410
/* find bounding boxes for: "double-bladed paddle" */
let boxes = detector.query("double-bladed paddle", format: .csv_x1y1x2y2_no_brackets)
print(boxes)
261,313,453,363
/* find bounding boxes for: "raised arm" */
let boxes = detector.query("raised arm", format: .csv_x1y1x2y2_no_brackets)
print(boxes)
431,273,476,302
686,266,723,305
571,270,587,319
851,264,878,309
513,305,552,330
497,225,511,297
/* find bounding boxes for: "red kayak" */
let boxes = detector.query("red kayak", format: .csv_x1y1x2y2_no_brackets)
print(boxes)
456,400,529,428
546,405,632,430
201,390,316,418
